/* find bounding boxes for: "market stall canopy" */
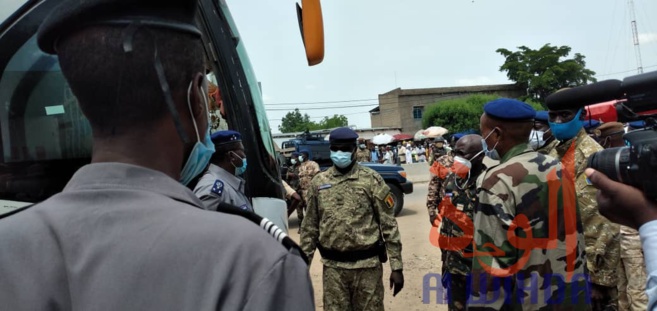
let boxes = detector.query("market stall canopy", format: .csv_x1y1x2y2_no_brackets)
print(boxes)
372,133,394,145
423,126,449,138
393,133,413,141
414,130,427,141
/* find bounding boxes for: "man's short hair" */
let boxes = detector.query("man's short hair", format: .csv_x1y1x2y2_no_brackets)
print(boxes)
57,26,205,134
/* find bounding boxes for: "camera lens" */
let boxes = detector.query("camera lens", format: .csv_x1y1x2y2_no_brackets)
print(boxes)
587,147,630,184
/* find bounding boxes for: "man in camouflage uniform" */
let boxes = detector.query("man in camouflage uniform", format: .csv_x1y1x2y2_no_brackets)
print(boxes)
427,135,485,311
595,122,648,311
301,127,404,311
427,153,455,226
356,140,371,162
547,105,621,311
429,136,448,165
471,99,589,310
286,152,302,219
532,111,558,155
297,149,320,227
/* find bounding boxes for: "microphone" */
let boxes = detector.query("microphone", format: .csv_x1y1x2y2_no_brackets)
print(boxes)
545,80,623,111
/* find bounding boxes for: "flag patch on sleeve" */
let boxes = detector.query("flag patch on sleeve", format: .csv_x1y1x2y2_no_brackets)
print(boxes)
384,193,395,208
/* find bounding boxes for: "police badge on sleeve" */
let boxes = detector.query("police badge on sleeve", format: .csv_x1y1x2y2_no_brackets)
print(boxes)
384,193,395,209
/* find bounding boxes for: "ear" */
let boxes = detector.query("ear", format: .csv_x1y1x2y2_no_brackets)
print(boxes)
190,72,207,119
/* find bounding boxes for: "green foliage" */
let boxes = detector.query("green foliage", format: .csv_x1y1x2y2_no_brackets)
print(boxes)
497,44,597,104
278,109,348,133
422,94,501,133
423,95,546,134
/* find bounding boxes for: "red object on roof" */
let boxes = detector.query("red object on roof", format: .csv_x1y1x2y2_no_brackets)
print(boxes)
584,100,619,123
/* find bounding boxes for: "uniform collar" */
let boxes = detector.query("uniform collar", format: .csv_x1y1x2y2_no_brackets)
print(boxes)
499,143,533,164
63,163,204,208
328,163,360,180
208,164,245,192
555,128,587,154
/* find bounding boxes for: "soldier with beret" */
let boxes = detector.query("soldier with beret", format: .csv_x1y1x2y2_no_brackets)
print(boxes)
0,0,314,309
194,130,252,212
594,122,625,149
470,99,588,310
301,127,404,311
531,110,558,154
595,122,649,311
547,98,621,311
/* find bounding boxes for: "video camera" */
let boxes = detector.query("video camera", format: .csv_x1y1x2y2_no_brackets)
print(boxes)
545,70,657,199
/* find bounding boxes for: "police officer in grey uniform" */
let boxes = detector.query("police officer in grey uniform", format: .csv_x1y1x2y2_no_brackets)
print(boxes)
0,1,314,310
194,130,253,212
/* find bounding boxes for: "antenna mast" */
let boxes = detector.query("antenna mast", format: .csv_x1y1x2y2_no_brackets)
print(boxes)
629,0,644,73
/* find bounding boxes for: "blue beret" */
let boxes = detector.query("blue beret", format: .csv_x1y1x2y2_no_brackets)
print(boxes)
453,133,465,140
211,130,242,146
299,149,311,155
291,152,299,156
484,98,536,121
329,127,359,143
628,120,646,129
583,119,601,129
534,111,549,122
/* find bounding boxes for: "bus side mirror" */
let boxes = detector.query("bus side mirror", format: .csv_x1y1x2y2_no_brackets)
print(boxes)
296,0,324,66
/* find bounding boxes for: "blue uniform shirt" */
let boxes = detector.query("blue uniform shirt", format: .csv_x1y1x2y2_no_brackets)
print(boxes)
193,164,253,212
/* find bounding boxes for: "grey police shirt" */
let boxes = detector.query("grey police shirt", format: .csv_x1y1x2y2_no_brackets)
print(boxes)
0,163,314,311
194,163,253,212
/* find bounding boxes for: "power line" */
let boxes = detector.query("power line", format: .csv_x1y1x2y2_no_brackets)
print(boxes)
265,103,378,111
594,64,657,78
266,98,378,106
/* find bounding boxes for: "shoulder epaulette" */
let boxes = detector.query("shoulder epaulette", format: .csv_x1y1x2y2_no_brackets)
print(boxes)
215,202,309,264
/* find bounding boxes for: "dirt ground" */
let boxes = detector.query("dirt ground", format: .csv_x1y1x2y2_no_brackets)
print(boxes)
288,182,449,310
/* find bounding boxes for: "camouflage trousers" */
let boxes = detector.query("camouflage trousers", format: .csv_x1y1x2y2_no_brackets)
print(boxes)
323,265,384,311
443,273,467,311
618,257,649,311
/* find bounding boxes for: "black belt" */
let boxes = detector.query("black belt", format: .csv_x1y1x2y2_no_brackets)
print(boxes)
317,243,380,262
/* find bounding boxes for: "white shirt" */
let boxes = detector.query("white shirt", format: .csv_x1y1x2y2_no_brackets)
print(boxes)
640,219,657,310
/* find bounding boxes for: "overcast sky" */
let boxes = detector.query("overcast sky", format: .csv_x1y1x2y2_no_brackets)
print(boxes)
3,0,656,134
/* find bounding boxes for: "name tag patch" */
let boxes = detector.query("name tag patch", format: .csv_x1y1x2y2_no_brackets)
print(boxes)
211,180,224,196
318,184,332,190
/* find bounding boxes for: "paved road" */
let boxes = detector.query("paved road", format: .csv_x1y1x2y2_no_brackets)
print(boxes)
288,182,449,310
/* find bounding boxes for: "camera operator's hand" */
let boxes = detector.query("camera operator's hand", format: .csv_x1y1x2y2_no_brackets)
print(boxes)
585,168,657,230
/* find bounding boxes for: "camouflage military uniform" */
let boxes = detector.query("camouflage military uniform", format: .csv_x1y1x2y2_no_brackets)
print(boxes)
287,163,300,190
537,138,558,155
429,146,447,165
300,164,403,311
617,225,648,311
471,143,589,311
437,170,481,311
297,160,320,222
427,154,454,223
550,129,621,301
356,148,371,163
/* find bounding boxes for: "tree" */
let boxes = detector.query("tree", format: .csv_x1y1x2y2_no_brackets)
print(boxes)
278,109,349,133
422,94,542,134
496,44,597,105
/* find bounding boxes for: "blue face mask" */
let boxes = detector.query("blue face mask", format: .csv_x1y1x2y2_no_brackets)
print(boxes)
549,109,583,141
231,151,247,176
481,129,500,160
180,84,215,186
330,151,353,168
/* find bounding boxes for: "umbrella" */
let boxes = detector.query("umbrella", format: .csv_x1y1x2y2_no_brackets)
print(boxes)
393,133,413,141
372,133,394,145
414,130,427,141
423,126,449,138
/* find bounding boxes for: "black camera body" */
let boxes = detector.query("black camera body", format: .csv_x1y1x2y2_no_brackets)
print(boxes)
587,124,657,199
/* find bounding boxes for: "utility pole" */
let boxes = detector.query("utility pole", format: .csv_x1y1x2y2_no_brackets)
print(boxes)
629,0,644,73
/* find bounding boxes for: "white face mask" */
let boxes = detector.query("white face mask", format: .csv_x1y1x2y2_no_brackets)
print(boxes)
291,159,297,165
529,129,546,150
299,155,304,162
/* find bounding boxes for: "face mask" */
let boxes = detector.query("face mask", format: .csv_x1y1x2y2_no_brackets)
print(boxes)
180,83,215,186
330,151,353,168
231,151,247,176
481,129,500,161
359,144,366,149
529,129,546,150
549,109,583,141
291,159,297,165
299,155,304,162
451,156,472,179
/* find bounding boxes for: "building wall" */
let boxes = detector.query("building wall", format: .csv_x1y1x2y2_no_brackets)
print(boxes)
371,84,525,134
